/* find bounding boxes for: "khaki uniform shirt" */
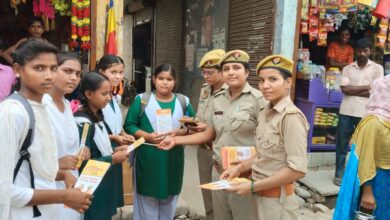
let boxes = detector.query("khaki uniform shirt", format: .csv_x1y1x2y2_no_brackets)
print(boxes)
197,83,228,124
340,60,384,118
252,96,309,180
208,83,267,164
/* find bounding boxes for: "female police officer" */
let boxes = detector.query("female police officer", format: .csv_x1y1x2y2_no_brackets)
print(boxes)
159,50,267,220
221,55,309,220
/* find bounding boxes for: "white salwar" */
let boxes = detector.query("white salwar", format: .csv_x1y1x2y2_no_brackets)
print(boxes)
0,99,59,220
102,95,122,135
43,95,81,220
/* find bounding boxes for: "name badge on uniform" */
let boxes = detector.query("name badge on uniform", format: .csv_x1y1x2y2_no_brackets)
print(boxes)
213,111,224,122
214,111,223,115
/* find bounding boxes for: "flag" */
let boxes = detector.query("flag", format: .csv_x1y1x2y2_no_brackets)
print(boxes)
105,0,117,55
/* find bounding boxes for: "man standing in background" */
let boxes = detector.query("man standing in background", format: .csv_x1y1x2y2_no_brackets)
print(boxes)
334,38,384,186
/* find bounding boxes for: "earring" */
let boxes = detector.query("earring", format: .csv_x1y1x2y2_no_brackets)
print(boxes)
16,73,20,78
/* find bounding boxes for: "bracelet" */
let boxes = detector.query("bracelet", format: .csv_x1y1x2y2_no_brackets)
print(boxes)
251,179,255,194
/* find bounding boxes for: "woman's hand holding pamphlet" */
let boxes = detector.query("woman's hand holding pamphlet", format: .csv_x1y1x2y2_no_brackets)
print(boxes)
200,178,250,190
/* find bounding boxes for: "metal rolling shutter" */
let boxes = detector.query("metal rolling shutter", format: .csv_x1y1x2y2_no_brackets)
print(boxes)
227,0,274,87
154,0,183,73
134,7,153,25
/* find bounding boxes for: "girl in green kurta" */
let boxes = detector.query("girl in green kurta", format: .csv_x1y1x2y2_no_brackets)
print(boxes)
124,64,195,220
75,72,130,220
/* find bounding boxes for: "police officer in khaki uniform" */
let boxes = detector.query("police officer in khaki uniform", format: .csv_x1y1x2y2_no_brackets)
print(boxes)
159,50,267,220
221,55,309,220
196,49,227,220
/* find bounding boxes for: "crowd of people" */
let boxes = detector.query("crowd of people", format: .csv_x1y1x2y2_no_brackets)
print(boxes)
0,32,389,220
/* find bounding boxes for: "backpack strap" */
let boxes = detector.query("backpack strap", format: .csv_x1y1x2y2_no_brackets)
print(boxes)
140,91,152,117
140,92,188,116
175,93,187,115
7,93,41,218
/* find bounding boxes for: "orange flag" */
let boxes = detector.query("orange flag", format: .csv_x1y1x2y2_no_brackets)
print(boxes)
105,0,117,55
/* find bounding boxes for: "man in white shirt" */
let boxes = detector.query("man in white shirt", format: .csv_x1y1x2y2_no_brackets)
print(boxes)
334,38,384,186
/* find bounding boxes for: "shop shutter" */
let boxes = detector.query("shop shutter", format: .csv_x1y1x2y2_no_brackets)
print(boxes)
154,0,183,73
227,0,274,87
134,7,153,25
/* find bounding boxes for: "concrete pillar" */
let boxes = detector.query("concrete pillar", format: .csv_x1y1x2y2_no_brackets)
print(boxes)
273,0,299,59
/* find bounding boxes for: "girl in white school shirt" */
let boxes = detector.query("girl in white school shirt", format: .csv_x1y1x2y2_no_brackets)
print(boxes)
0,39,91,220
96,55,134,146
43,52,90,219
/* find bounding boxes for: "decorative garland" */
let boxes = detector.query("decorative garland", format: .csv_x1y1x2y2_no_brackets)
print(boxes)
70,0,91,50
52,0,71,16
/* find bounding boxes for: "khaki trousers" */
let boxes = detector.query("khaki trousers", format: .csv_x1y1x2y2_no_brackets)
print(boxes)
211,167,251,220
250,193,300,220
197,147,215,220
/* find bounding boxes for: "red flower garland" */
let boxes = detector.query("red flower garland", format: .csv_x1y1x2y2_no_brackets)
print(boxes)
70,0,91,50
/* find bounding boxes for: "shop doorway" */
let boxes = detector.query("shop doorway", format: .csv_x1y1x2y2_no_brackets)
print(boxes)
133,22,152,93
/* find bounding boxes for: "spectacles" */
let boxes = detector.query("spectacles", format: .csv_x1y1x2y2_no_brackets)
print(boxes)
201,70,217,77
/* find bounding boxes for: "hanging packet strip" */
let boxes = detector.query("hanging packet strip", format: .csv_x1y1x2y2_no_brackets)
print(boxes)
74,160,110,194
302,0,310,21
200,178,250,190
156,109,173,134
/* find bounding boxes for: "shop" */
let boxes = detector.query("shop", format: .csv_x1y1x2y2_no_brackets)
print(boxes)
0,0,94,69
293,0,389,151
123,0,183,95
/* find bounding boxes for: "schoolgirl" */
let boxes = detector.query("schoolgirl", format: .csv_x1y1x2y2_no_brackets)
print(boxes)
96,55,133,145
75,72,129,220
43,51,88,219
0,39,91,220
124,64,195,220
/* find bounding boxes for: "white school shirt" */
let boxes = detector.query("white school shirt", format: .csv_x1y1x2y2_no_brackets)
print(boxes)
0,99,59,220
102,94,122,135
43,95,81,220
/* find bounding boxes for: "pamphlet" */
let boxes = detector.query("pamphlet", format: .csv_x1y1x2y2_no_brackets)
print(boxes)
127,137,146,153
156,109,173,134
200,178,250,190
76,123,90,169
74,160,110,194
221,146,257,170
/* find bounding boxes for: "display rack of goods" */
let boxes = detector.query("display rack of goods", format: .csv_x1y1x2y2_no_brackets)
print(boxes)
313,108,339,127
295,99,340,151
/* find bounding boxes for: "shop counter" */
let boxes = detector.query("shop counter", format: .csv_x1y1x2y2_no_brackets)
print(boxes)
295,97,341,152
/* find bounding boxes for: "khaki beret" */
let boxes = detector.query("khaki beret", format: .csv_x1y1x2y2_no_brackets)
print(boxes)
256,55,294,76
199,49,225,68
218,50,249,66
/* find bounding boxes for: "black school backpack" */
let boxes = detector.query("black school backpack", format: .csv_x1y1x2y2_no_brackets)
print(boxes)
6,93,41,217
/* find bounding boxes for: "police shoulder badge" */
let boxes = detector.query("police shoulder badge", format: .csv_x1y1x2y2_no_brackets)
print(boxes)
201,90,209,99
